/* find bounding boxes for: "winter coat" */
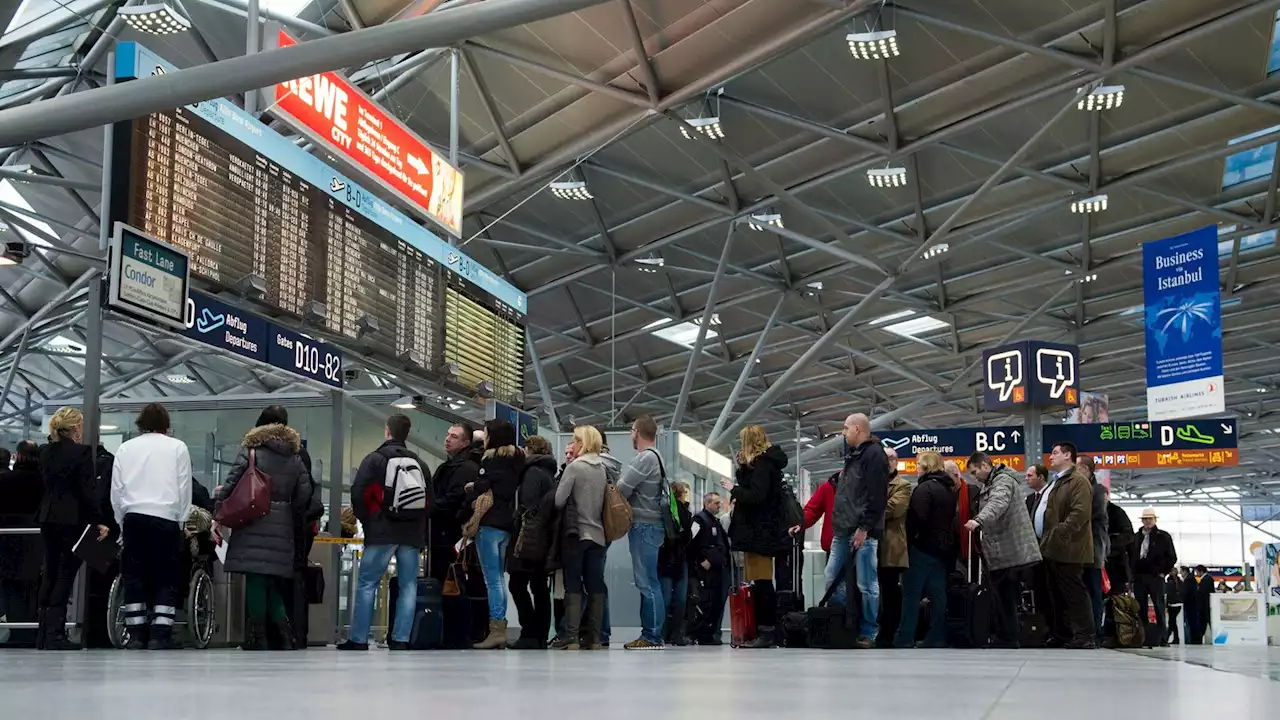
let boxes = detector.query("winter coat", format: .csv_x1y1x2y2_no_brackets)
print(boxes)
1132,526,1177,576
469,445,523,532
831,438,890,538
688,507,730,571
1106,502,1136,587
905,470,958,561
1166,574,1185,607
350,440,430,549
728,445,791,557
972,465,1041,572
555,453,607,547
659,502,693,578
429,442,480,547
0,459,42,518
37,439,100,528
0,459,44,583
1038,467,1094,565
1089,481,1110,569
879,472,911,569
216,424,313,578
1183,575,1214,630
802,474,837,553
508,454,558,574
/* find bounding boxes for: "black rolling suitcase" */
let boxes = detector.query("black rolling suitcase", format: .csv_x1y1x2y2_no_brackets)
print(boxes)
411,576,444,649
441,543,488,648
778,538,808,647
945,533,992,648
1017,588,1049,648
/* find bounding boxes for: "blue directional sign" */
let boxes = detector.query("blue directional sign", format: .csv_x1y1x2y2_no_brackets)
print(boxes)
487,400,538,448
982,340,1080,411
877,426,1026,472
268,325,344,389
1042,418,1237,469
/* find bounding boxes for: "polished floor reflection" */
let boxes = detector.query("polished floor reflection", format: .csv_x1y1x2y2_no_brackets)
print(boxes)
1123,645,1280,682
2,647,1278,719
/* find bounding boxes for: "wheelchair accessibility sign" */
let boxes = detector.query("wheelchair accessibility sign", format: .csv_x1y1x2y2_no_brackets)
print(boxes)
982,341,1080,411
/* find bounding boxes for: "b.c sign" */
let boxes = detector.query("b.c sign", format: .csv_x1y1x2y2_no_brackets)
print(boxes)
268,30,464,238
878,426,1026,474
982,340,1080,411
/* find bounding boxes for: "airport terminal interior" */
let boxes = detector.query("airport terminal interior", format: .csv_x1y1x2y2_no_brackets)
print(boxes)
2,0,1280,717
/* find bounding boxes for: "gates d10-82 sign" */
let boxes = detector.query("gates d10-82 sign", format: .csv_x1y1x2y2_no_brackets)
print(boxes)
981,340,1080,411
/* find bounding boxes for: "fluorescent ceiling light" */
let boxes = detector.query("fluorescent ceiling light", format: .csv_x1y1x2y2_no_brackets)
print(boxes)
747,213,783,231
643,318,673,330
680,117,724,140
550,180,592,201
882,315,948,339
392,395,418,409
0,180,54,249
846,30,899,60
922,243,949,259
650,320,719,349
46,335,85,354
100,424,119,431
119,4,191,36
867,166,908,188
1077,84,1125,111
871,309,916,326
1070,193,1108,213
262,0,315,15
806,281,824,291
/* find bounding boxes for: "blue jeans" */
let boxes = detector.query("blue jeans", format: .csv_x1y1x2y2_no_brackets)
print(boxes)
629,523,665,643
850,537,879,638
894,547,947,648
660,565,688,638
476,526,511,622
824,534,850,606
350,544,420,644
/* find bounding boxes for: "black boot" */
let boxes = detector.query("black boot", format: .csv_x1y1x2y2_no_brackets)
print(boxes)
147,625,181,650
35,608,47,650
268,619,296,651
741,626,777,649
125,624,150,650
42,607,82,651
241,621,267,651
583,594,606,650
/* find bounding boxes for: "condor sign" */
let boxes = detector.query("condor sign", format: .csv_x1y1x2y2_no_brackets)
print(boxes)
268,30,464,237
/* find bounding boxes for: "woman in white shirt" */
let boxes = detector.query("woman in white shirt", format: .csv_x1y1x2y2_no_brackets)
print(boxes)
110,403,193,650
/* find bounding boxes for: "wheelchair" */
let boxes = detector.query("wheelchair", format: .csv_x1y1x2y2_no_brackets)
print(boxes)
106,507,218,649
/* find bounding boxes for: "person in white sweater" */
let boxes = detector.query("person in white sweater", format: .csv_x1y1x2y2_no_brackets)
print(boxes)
110,403,192,650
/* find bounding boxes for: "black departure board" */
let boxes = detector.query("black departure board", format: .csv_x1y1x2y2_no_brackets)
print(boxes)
116,105,440,370
445,273,525,402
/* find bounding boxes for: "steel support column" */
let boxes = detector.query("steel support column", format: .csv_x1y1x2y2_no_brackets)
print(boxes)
449,49,460,168
617,0,660,105
245,0,260,114
526,332,562,433
458,48,519,175
671,225,737,430
708,293,786,445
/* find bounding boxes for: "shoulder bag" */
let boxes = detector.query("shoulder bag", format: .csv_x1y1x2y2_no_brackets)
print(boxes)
214,449,272,529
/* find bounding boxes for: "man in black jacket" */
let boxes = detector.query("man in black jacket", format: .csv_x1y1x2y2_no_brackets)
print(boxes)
688,491,730,645
1132,508,1177,647
831,413,889,648
338,414,430,652
0,441,42,645
427,422,479,582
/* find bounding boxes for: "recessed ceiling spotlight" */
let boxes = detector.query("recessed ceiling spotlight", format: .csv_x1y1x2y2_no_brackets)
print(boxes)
867,166,908,188
680,116,725,140
922,243,949,259
549,180,593,201
119,3,192,36
846,29,899,60
747,212,783,231
1077,84,1125,111
1070,193,1108,214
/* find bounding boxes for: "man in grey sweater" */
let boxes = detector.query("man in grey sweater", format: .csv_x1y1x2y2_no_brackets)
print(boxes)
617,415,667,650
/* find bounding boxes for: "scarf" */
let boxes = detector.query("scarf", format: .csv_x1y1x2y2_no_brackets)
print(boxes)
957,478,974,558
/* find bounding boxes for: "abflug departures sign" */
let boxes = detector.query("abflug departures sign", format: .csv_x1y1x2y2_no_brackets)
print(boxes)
108,222,190,331
878,426,1026,472
981,340,1080,411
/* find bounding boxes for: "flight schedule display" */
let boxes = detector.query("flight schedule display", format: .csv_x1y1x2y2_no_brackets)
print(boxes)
110,42,529,399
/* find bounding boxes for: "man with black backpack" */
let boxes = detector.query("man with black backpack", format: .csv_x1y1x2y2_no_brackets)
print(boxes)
339,414,430,651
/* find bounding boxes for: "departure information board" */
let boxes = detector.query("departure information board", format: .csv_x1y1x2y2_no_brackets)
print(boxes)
111,42,527,399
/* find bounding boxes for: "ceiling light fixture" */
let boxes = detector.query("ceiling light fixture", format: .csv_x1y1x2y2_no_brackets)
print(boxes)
1077,84,1125,111
236,272,267,300
0,239,29,266
846,29,899,60
636,255,665,274
119,3,192,36
680,116,724,140
1070,193,1108,214
1076,273,1099,284
748,212,783,231
867,166,908,188
166,374,195,384
549,180,592,201
922,243,949,259
392,395,420,410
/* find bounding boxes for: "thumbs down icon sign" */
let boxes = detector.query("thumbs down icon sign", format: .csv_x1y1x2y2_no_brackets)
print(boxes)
1035,348,1076,400
986,350,1023,403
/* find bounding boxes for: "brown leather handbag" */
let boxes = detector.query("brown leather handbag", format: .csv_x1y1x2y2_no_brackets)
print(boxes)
214,449,273,529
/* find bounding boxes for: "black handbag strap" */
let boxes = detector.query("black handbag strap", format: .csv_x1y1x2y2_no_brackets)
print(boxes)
817,578,842,608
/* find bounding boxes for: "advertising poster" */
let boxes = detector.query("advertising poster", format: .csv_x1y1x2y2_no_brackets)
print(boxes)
1210,594,1269,646
1067,392,1110,489
1142,226,1224,420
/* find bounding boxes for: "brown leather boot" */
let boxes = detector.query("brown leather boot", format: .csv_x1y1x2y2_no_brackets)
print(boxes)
473,619,508,650
558,594,582,650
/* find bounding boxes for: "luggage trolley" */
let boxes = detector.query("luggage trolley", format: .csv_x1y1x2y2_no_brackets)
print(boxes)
106,507,218,649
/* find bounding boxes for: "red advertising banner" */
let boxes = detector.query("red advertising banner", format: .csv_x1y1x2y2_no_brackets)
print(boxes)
269,31,463,237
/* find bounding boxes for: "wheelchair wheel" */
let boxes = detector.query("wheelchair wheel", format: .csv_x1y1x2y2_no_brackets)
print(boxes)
186,566,215,649
107,574,130,649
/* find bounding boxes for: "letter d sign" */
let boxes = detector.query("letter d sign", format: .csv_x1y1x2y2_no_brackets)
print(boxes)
1161,425,1174,446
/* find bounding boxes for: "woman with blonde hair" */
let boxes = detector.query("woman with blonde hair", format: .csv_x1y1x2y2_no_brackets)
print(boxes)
552,425,609,649
893,451,958,648
728,425,790,648
36,407,108,650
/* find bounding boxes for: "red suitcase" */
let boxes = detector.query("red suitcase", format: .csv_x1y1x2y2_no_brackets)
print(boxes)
729,582,756,647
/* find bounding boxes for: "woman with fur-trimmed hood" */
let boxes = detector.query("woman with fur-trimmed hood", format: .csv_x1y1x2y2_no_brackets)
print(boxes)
216,406,314,650
465,419,525,649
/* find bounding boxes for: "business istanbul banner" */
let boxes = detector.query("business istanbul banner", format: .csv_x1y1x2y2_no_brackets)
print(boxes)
1142,226,1224,420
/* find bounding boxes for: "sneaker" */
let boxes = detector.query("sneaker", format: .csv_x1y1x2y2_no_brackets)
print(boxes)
1065,639,1097,650
388,641,411,651
336,640,369,651
624,638,665,650
855,636,875,650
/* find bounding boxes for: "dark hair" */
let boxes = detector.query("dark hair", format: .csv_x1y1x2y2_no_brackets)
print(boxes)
524,435,551,456
483,419,516,449
967,452,991,468
15,440,38,461
1195,564,1208,573
0,447,9,469
136,403,171,433
1030,464,1049,481
452,421,477,440
256,405,289,427
1077,454,1096,474
387,414,411,443
1052,441,1078,463
632,414,658,442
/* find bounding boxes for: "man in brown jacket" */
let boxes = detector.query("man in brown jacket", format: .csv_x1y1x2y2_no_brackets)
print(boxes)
1033,441,1095,649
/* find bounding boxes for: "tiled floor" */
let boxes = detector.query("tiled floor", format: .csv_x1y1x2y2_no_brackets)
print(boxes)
2,646,1278,719
1123,645,1280,682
